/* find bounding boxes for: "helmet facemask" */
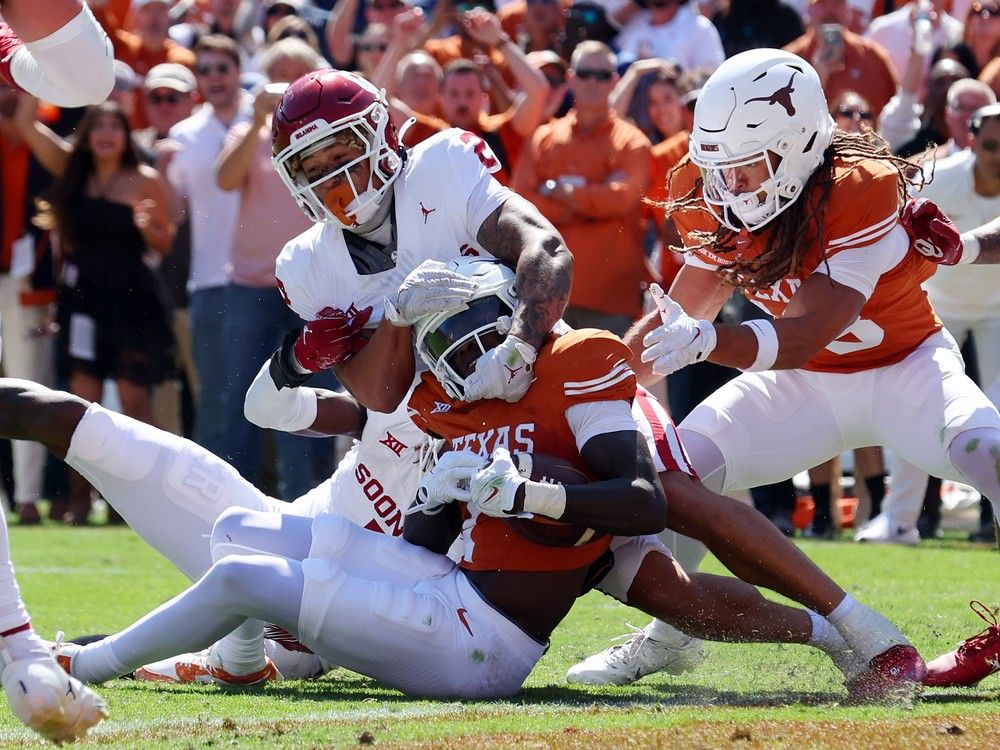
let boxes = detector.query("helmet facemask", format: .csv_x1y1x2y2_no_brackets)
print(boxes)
413,259,518,400
274,99,401,228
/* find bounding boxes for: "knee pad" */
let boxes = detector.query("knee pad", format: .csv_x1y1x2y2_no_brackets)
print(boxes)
13,6,113,107
210,507,262,562
307,514,357,562
66,404,159,482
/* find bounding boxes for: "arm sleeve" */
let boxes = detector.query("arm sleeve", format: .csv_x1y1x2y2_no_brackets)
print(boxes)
813,226,908,299
564,400,638,453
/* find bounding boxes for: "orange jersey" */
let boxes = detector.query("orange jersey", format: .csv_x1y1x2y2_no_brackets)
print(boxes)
668,156,941,373
408,329,637,573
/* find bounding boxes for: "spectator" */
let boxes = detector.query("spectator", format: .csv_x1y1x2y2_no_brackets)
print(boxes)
512,40,651,335
526,49,572,121
0,86,57,525
933,40,981,78
385,51,450,146
894,62,976,158
163,35,252,460
111,0,197,129
497,0,566,53
436,10,548,184
259,0,304,38
266,14,324,52
964,1,1000,79
214,38,324,498
865,0,963,80
614,0,724,71
135,63,199,439
19,100,175,524
610,58,684,143
423,0,516,93
830,90,875,132
932,78,997,158
711,0,805,58
785,0,898,119
325,0,412,71
354,22,392,79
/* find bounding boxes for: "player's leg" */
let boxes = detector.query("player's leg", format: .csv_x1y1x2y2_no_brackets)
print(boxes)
0,378,281,579
0,507,108,742
869,332,1000,687
0,0,113,107
571,375,923,690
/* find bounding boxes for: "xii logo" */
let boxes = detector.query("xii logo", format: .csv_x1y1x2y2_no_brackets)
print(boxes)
379,431,408,456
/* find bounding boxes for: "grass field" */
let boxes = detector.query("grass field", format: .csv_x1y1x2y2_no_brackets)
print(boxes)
2,519,998,749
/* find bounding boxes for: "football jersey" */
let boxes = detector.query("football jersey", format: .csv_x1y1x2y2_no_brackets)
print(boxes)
274,128,510,324
289,400,432,537
669,157,941,373
408,329,637,573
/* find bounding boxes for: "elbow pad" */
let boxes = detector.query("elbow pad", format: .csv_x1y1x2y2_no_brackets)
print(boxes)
244,360,317,433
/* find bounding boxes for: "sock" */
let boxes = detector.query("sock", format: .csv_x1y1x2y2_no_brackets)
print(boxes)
807,610,848,654
827,596,906,663
212,619,268,676
811,482,832,531
865,474,887,518
70,636,129,684
646,618,689,643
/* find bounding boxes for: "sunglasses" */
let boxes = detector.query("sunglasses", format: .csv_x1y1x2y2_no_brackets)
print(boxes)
526,0,559,5
545,73,566,87
980,138,1000,152
836,107,872,121
358,42,389,52
971,3,1000,18
369,0,403,9
279,30,310,41
265,4,296,16
147,91,184,105
574,68,614,82
196,62,233,76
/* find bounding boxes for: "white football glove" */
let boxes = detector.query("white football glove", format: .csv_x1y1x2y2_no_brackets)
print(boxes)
468,447,530,518
406,450,482,515
1,653,109,744
383,260,479,327
641,283,717,377
462,333,537,402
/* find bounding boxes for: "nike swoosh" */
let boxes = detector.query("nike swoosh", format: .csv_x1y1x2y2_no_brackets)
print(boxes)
485,487,500,504
457,608,474,637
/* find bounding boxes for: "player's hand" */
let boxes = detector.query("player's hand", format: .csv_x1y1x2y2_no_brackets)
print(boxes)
406,450,482,515
902,198,963,265
293,306,373,372
468,446,529,517
641,283,717,376
462,333,537,402
383,260,479,327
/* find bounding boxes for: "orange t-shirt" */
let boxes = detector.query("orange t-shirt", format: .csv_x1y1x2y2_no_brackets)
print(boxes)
784,28,897,118
408,329,636,572
112,31,197,129
669,156,941,373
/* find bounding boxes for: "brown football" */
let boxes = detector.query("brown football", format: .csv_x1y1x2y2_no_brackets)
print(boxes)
505,453,598,547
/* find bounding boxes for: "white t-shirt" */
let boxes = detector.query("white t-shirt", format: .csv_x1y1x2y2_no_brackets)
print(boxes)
166,97,252,293
917,150,1000,323
865,4,964,79
615,4,725,71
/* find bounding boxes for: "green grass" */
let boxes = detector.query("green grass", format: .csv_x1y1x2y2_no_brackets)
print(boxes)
2,521,998,748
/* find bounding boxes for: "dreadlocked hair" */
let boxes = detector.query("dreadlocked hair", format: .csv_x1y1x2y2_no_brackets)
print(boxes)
662,129,924,292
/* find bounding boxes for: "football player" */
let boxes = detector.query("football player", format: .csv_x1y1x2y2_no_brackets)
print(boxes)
0,0,114,107
44,259,909,700
572,48,1000,690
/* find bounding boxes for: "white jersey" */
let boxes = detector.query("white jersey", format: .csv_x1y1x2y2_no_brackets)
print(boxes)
289,400,433,536
275,128,513,324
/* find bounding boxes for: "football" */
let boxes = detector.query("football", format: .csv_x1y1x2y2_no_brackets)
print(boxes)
505,453,598,547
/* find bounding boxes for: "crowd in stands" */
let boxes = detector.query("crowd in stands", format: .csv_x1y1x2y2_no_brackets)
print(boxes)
1,0,998,543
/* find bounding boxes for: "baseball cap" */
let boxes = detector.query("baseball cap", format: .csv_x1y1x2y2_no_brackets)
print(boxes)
971,102,1000,131
143,63,197,93
132,0,170,8
527,50,568,72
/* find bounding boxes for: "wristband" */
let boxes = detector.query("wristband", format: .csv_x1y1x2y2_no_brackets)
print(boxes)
741,319,779,372
269,329,313,389
959,232,981,265
521,480,567,520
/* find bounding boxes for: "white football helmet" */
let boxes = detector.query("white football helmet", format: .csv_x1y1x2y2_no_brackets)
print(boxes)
414,258,517,400
272,69,403,228
689,49,835,232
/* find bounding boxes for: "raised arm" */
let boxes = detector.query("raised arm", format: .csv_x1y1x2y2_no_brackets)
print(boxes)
13,94,70,176
476,193,572,351
323,0,362,69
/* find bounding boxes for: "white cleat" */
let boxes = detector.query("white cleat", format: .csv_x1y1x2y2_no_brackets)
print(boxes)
134,647,281,686
854,513,920,546
566,622,706,686
1,649,108,744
